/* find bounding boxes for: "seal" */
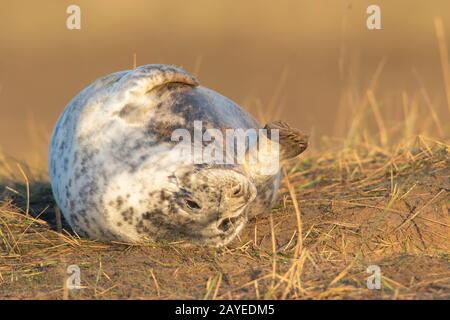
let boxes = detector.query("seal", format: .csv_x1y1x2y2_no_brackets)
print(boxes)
48,64,308,246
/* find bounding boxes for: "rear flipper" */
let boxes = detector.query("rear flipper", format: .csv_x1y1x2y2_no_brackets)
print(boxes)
264,120,308,162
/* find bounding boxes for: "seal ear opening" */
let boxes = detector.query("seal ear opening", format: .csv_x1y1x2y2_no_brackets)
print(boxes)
264,120,309,161
120,64,199,96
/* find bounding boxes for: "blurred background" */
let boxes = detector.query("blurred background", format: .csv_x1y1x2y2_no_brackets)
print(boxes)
0,0,449,168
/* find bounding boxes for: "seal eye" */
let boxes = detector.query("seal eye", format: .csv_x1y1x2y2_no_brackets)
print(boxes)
185,199,201,210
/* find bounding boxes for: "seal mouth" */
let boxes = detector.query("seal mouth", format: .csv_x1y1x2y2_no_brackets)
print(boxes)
216,210,247,236
218,216,241,232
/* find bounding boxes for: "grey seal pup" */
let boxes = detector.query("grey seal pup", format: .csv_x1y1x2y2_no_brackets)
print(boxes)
48,64,308,246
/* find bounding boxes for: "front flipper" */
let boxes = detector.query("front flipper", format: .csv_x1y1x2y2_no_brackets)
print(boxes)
264,120,308,162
